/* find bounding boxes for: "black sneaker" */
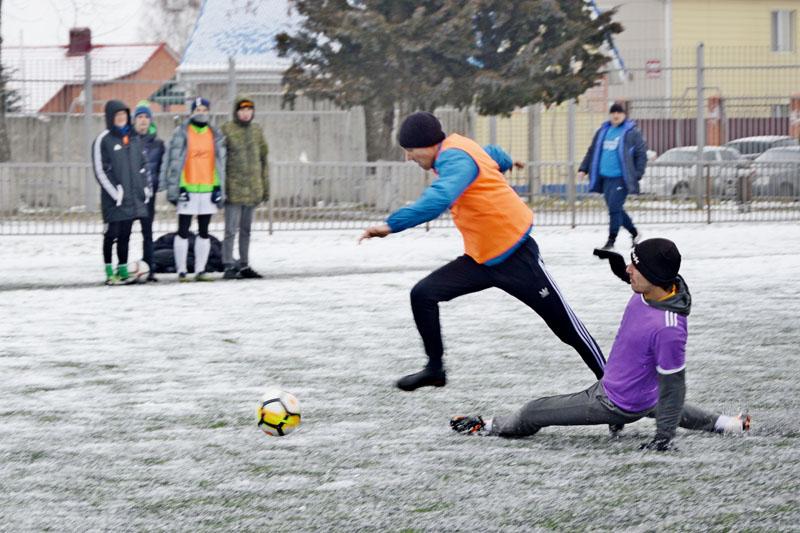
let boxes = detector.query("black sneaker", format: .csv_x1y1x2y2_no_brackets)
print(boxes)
396,367,446,391
239,266,263,279
450,415,486,435
223,268,241,280
147,273,158,282
609,423,625,437
599,237,615,251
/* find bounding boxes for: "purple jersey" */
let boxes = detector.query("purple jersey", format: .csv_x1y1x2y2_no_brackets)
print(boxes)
601,293,688,412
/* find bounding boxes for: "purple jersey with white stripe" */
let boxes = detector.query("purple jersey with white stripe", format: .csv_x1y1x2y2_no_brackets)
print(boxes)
601,294,688,412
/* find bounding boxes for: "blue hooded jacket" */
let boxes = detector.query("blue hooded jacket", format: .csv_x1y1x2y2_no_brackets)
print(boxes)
579,119,648,194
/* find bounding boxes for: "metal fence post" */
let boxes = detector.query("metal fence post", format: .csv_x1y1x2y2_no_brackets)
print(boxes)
268,187,274,235
83,53,96,213
227,57,237,112
488,115,497,145
527,104,541,203
567,99,577,228
695,42,709,220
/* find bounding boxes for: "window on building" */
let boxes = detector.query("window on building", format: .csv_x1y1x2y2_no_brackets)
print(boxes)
771,10,796,52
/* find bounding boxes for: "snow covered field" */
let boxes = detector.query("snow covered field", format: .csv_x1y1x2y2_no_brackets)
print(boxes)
1,223,799,531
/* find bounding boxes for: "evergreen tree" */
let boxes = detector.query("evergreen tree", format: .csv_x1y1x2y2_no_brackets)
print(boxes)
277,0,621,161
0,0,11,162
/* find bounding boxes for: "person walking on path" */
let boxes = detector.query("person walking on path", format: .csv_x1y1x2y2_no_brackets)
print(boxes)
578,102,648,250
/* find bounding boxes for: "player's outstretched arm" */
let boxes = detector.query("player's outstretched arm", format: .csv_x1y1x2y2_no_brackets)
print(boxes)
640,370,686,452
593,248,631,284
358,223,391,244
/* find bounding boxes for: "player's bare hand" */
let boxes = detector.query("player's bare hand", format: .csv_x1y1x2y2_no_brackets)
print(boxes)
358,224,391,244
577,171,587,180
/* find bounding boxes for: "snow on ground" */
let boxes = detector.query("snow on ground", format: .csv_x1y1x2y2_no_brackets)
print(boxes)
1,222,799,531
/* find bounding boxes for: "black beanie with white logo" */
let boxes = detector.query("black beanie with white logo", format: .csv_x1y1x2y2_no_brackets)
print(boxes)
397,112,446,149
631,238,681,285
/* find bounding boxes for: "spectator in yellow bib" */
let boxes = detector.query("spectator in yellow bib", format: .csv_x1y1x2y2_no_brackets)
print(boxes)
161,97,226,281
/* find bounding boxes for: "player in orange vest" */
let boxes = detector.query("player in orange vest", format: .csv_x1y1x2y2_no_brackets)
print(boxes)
360,112,606,391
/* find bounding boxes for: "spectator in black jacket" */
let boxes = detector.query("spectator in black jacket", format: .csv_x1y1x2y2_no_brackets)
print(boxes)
132,100,165,281
91,100,149,285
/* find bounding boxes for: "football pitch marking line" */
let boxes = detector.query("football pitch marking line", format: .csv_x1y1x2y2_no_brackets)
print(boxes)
0,266,438,293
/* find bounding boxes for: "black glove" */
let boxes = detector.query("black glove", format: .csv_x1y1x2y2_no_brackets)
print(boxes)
639,436,676,452
178,187,189,202
593,248,630,284
211,185,222,205
178,187,190,203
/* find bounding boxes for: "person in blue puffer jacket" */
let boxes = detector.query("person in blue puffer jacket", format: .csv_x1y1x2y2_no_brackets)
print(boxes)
578,102,648,250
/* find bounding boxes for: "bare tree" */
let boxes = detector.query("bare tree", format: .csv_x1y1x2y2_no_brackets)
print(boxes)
139,0,202,54
0,0,11,161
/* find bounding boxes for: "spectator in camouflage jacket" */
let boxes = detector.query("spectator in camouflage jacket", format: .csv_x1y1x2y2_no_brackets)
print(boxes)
220,95,269,279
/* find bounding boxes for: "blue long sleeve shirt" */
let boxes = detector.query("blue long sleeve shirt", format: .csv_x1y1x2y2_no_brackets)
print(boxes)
386,144,513,233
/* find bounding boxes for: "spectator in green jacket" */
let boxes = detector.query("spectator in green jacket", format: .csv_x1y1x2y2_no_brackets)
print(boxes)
220,96,269,279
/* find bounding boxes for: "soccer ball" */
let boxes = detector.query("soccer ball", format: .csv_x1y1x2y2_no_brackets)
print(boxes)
128,260,150,282
258,388,301,437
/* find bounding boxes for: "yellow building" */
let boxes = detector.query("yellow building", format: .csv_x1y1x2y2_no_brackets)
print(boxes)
670,0,799,111
472,1,800,163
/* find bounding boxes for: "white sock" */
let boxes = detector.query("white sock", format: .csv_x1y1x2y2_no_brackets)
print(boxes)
195,237,211,273
714,414,736,433
174,236,189,274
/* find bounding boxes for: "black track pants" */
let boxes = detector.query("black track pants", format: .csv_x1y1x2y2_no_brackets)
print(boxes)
103,220,133,265
410,237,606,379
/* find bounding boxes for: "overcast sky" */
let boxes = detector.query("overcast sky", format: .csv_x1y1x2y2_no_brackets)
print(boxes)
3,0,147,47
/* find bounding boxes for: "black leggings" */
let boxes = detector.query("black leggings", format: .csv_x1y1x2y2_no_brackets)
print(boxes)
103,220,133,264
410,237,607,379
177,214,211,239
140,197,155,267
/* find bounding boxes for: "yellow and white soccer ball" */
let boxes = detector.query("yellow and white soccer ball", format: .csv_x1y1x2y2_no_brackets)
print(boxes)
257,388,301,437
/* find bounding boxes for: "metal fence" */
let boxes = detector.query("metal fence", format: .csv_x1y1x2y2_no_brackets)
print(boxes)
1,159,798,235
1,43,799,234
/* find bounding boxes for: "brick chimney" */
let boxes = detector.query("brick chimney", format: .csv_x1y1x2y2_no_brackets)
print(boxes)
67,28,92,56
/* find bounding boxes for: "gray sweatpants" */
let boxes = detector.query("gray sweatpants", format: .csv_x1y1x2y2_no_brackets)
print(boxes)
223,204,256,268
491,381,718,437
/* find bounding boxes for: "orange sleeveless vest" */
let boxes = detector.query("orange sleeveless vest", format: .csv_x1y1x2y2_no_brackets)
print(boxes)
440,134,533,264
181,125,217,192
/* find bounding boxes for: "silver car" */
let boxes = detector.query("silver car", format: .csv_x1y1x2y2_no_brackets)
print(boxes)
751,147,800,198
724,136,798,161
640,146,746,199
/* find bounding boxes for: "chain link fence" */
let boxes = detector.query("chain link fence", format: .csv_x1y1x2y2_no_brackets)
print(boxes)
0,44,798,234
1,158,798,235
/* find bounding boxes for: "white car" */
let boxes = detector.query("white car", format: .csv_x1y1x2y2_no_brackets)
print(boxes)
639,146,745,199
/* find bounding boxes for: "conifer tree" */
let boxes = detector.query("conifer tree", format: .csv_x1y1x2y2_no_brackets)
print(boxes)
277,0,621,160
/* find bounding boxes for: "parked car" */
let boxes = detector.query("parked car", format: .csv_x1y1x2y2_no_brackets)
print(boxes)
751,146,800,198
640,146,746,199
724,136,799,161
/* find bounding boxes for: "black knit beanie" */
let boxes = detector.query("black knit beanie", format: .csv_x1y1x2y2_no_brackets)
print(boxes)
609,102,626,114
397,112,446,149
631,238,681,286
